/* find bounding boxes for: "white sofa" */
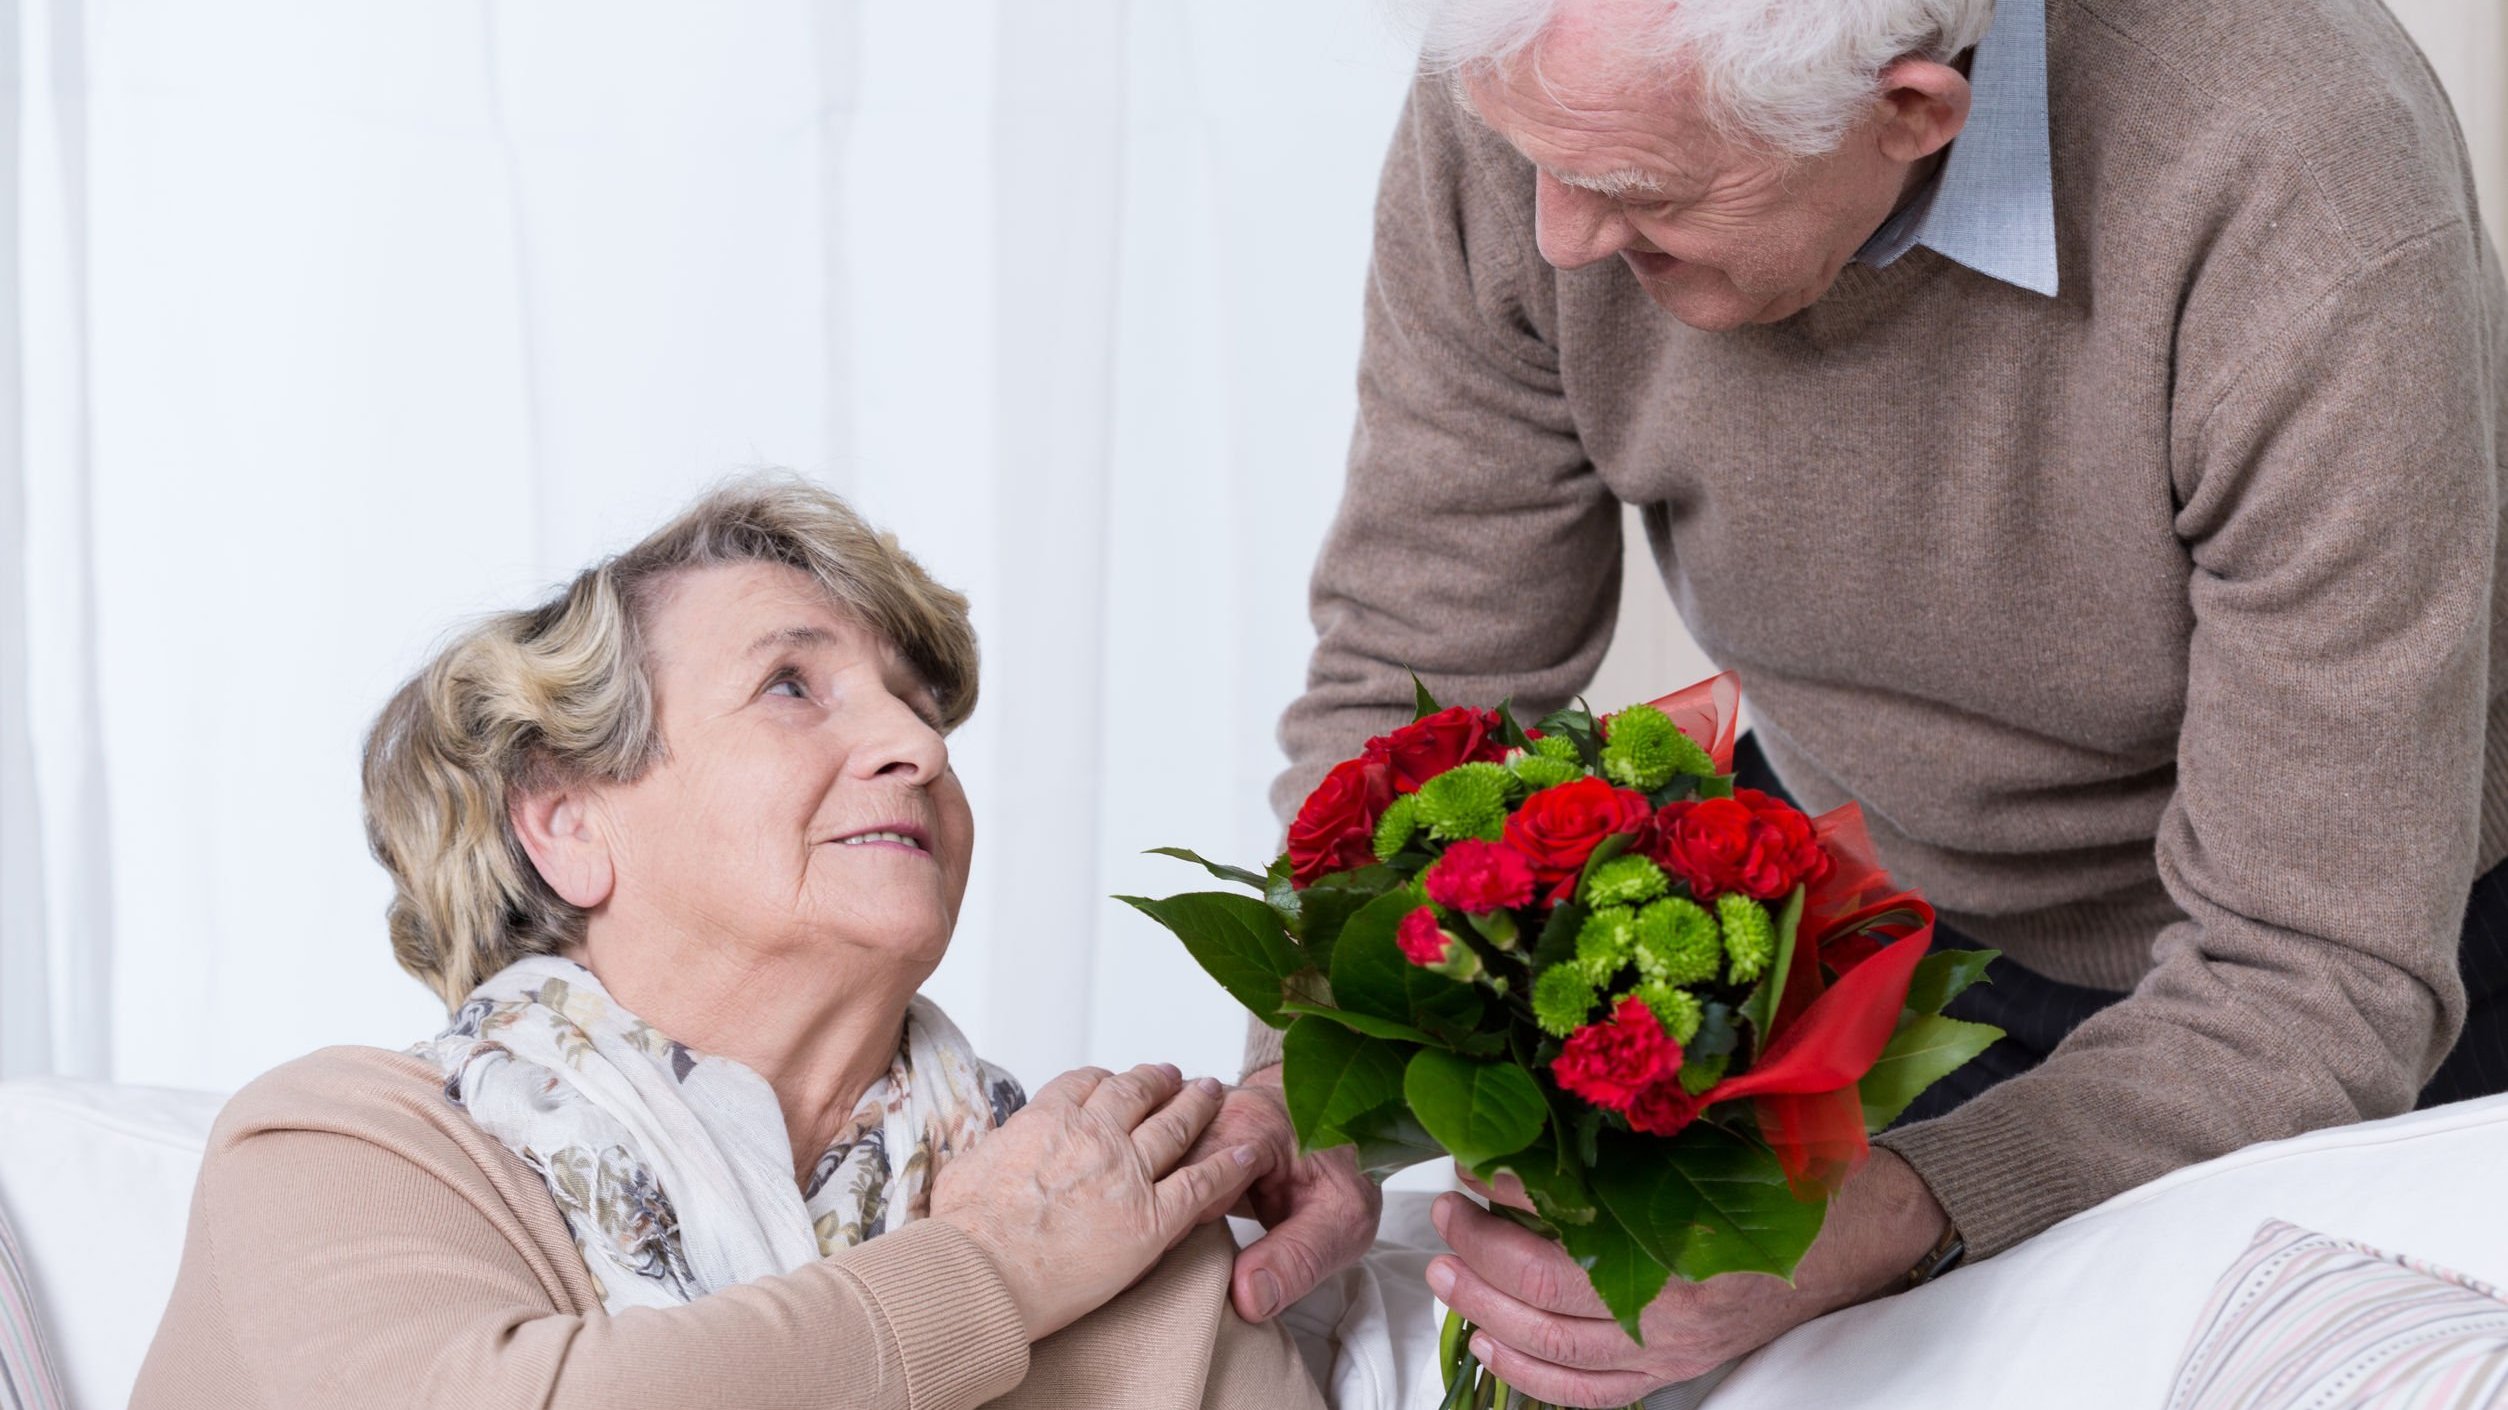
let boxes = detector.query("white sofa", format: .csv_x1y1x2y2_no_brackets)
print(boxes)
5,1075,2507,1410
0,1078,228,1410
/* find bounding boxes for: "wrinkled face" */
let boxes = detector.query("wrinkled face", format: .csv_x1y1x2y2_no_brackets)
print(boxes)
1465,10,1925,330
589,561,972,977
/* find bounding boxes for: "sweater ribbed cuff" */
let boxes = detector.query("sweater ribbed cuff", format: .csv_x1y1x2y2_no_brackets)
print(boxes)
836,1221,1029,1410
1242,1016,1287,1080
1872,1097,2095,1261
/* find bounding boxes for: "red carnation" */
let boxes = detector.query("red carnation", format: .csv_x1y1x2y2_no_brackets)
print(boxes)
1551,996,1684,1116
1645,788,1832,901
1627,1078,1705,1137
1423,839,1537,915
1395,906,1452,966
1502,777,1654,904
1363,706,1509,794
1285,756,1394,888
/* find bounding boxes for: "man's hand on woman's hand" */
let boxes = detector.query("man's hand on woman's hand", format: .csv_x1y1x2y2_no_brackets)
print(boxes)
931,1063,1260,1342
1429,1149,1949,1406
1189,1064,1385,1324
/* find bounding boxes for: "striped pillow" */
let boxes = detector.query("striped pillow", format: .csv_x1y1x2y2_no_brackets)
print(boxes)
2170,1219,2508,1408
0,1205,68,1410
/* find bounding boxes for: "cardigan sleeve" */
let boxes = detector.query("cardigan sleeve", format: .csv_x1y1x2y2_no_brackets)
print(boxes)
131,1057,1030,1410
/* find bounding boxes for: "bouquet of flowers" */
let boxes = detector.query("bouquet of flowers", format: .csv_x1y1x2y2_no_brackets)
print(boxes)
1125,673,2003,1410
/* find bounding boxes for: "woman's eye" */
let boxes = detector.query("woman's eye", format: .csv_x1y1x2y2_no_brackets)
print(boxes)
766,673,808,699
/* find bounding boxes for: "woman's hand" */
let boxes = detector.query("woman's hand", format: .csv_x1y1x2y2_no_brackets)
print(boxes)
931,1063,1260,1341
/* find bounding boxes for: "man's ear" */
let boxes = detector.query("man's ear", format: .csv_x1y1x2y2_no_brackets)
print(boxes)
511,784,616,910
1871,56,1972,165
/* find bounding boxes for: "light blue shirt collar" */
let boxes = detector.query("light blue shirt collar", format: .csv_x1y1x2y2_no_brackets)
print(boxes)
1856,0,2059,297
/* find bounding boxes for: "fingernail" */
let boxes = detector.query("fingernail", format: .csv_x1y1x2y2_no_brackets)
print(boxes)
1159,1062,1183,1080
1250,1268,1282,1319
1470,1334,1493,1361
1194,1076,1223,1097
1232,1143,1258,1167
1426,1259,1456,1299
1432,1192,1457,1235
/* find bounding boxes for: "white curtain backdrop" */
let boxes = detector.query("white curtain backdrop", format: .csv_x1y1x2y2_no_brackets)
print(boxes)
1,0,2502,1095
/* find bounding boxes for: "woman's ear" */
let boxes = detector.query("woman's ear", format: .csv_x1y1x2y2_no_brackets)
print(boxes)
511,785,616,910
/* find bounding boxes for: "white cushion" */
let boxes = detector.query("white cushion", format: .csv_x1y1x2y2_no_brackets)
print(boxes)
1705,1093,2508,1409
0,1080,225,1410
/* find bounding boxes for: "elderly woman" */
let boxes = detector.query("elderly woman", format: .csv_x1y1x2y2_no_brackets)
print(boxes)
132,477,1328,1410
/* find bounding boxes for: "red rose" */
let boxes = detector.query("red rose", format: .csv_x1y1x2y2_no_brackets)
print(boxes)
1363,706,1508,794
1285,756,1394,887
1422,839,1537,915
1551,996,1683,1116
1502,777,1654,903
1644,788,1833,901
1395,906,1452,966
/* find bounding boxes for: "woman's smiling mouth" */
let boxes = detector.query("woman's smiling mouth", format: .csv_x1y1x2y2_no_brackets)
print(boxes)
830,826,931,855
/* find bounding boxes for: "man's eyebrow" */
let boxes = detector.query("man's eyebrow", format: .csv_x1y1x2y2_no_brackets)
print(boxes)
1548,166,1670,200
743,625,839,657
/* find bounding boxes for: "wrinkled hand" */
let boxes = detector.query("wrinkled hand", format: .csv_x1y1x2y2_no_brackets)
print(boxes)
932,1063,1261,1342
1188,1064,1385,1323
1429,1150,1949,1407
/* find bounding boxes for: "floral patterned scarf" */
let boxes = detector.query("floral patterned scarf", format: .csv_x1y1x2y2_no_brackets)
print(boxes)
411,955,1024,1312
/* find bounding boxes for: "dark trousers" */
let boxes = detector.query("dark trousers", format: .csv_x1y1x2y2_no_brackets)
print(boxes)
1730,735,2508,1123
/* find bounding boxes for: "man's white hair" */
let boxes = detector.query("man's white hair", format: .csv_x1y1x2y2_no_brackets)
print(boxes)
1417,0,1997,156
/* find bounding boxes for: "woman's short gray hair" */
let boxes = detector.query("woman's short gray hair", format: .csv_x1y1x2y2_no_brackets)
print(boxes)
361,472,978,1010
1418,0,1998,156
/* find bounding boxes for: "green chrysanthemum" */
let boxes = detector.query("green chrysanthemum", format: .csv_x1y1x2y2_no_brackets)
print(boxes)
1532,965,1600,1038
1718,893,1776,983
1508,751,1585,792
1678,1050,1729,1096
1633,896,1721,986
1581,854,1670,909
1371,794,1421,861
1630,982,1704,1044
1529,734,1582,763
1598,703,1715,792
1413,762,1512,842
1574,906,1638,985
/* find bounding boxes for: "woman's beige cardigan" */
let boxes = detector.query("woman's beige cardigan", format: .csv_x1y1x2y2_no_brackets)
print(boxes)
131,1047,1327,1410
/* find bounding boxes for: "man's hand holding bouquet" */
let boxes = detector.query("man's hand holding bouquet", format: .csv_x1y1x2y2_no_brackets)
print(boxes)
1127,673,2002,1410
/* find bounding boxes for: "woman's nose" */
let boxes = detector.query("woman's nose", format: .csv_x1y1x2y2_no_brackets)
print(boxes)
850,692,948,785
1533,174,1632,270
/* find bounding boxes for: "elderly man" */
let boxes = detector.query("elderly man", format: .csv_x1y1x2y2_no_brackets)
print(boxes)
1203,0,2508,1401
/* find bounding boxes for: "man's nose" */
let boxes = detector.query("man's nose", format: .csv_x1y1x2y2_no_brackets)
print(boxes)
1533,174,1633,269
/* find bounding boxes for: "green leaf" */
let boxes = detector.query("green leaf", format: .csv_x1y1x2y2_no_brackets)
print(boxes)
1412,671,1442,720
1859,1014,2003,1130
1555,1204,1672,1342
1145,846,1268,890
1281,1016,1411,1153
1335,1099,1447,1179
1293,869,1398,972
1588,1125,1827,1285
1738,887,1805,1058
1274,1000,1439,1046
1472,1139,1598,1227
1529,900,1587,972
1118,891,1308,1028
1902,948,1999,1016
1329,886,1485,1037
1493,697,1536,753
1403,1048,1546,1169
1695,774,1736,800
1533,704,1603,769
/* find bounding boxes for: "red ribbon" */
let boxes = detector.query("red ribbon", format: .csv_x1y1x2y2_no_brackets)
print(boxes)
1645,671,1741,775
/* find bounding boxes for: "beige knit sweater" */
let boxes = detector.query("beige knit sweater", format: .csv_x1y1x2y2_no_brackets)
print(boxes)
131,1047,1324,1410
1267,0,2508,1258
